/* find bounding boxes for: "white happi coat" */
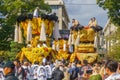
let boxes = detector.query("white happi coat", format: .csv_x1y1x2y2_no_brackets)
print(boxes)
37,66,47,80
32,64,39,79
45,65,52,79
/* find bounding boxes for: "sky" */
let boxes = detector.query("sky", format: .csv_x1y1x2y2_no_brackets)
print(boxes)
64,0,108,28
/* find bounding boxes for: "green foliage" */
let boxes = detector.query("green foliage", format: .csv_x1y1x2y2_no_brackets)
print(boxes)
9,41,25,61
107,27,120,61
97,0,120,26
0,0,51,51
0,51,10,62
97,0,120,61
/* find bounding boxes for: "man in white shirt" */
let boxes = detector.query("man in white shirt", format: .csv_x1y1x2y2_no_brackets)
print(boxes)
105,60,120,80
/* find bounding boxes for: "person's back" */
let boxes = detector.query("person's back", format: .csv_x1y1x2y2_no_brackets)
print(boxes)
51,67,64,80
32,64,39,80
70,67,79,80
45,64,52,79
68,63,79,80
37,65,47,80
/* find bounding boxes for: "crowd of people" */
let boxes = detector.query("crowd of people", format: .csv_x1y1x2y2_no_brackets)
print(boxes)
0,58,120,80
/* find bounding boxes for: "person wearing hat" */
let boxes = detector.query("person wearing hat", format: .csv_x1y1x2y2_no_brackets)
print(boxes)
3,61,18,80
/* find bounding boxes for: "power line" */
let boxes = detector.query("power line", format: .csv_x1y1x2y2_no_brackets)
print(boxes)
65,3,97,5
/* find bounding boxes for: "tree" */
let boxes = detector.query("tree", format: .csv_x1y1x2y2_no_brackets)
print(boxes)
97,0,120,61
0,0,51,50
97,0,120,26
0,0,51,60
107,27,120,61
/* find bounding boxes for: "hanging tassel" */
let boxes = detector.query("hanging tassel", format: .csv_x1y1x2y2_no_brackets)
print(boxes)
40,21,46,41
68,32,72,45
53,22,61,40
56,41,59,51
27,21,32,43
14,23,19,42
75,32,80,46
94,34,98,48
18,25,23,43
63,41,66,51
52,41,56,50
71,34,75,45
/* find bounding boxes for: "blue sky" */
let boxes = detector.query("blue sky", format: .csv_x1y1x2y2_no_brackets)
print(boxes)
64,0,108,28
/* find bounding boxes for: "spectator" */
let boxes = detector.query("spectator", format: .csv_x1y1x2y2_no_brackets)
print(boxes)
22,60,31,80
32,61,39,80
79,60,92,77
89,67,102,80
63,63,70,80
13,59,25,80
45,62,52,80
105,60,120,80
77,60,82,67
3,61,18,80
37,63,47,80
51,60,64,80
68,62,79,80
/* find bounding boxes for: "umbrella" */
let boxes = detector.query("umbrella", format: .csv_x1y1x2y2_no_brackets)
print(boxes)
14,24,19,42
40,22,46,41
27,21,32,43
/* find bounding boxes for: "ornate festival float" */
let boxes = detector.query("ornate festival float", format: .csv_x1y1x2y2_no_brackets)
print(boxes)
68,18,103,63
15,7,103,63
15,7,60,63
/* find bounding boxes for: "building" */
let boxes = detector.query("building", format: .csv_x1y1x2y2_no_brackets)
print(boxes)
45,0,70,30
102,19,117,53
